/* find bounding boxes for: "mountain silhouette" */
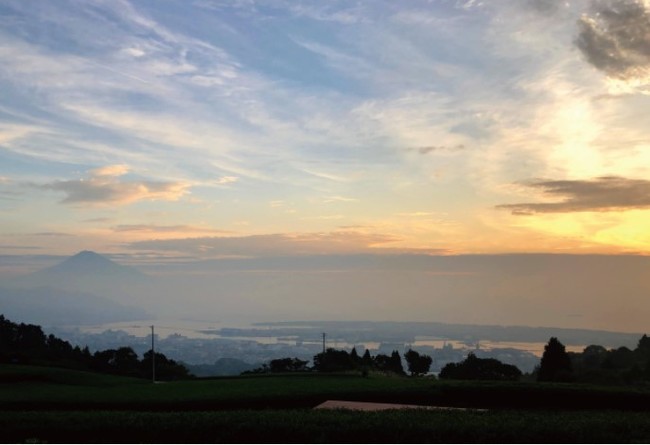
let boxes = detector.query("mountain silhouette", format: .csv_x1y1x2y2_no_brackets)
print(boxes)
14,251,150,295
1,251,152,324
30,250,146,283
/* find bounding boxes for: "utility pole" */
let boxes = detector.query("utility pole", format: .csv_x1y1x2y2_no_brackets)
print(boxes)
151,325,156,383
322,332,326,353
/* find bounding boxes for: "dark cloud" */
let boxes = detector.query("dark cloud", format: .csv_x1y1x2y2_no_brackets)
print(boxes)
575,0,650,82
127,231,446,257
497,176,650,214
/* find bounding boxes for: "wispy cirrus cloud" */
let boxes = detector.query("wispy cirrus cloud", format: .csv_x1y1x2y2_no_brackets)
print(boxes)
37,165,190,206
497,176,650,214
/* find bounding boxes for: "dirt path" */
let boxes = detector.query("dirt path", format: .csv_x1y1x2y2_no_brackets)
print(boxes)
314,400,484,411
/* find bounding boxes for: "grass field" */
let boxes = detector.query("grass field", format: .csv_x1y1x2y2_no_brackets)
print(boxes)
4,409,650,443
3,364,650,443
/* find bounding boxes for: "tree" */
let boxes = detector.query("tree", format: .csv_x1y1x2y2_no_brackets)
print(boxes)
602,346,636,370
141,350,190,380
538,337,573,382
373,354,391,372
635,334,650,368
362,349,373,367
313,348,354,372
350,347,360,365
268,357,309,373
113,347,140,376
373,351,405,375
439,353,521,381
581,345,607,369
404,349,433,376
637,335,650,355
390,350,405,375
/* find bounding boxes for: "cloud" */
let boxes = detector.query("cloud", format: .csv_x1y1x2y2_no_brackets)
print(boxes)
32,232,74,237
410,144,466,154
91,164,131,177
497,176,650,214
575,0,650,84
127,231,444,257
112,224,229,234
38,165,190,206
526,0,564,15
213,176,239,185
323,196,358,203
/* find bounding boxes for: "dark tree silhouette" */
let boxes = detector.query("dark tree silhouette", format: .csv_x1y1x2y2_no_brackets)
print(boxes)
538,337,573,382
439,353,521,381
636,335,650,360
373,354,391,372
581,345,608,369
602,346,636,371
362,349,373,367
269,357,309,373
0,314,191,380
313,348,354,372
91,347,141,376
373,351,405,375
391,350,405,375
359,348,373,377
350,347,360,365
141,350,190,380
404,349,433,376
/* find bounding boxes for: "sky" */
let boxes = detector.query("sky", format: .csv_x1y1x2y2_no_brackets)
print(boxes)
2,0,650,263
2,1,650,332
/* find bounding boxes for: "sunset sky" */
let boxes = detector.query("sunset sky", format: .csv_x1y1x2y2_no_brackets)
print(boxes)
2,0,650,266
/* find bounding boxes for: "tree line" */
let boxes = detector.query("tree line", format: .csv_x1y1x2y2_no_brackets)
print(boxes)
247,347,433,376
249,335,650,386
5,313,650,386
0,314,189,380
535,335,650,385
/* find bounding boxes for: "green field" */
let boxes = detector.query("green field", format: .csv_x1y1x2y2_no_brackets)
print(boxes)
3,364,650,443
